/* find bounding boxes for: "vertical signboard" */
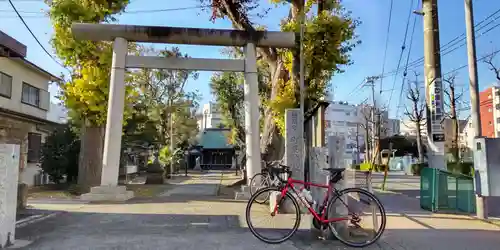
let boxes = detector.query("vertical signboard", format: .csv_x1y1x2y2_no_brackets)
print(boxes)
430,78,446,142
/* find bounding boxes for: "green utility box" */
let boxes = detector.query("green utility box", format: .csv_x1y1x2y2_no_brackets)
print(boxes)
420,167,476,214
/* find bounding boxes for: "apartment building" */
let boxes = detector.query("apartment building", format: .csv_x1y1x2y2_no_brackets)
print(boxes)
479,86,500,138
197,102,225,130
0,31,61,186
324,101,397,162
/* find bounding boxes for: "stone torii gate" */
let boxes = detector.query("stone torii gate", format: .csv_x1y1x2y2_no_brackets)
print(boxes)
71,23,295,201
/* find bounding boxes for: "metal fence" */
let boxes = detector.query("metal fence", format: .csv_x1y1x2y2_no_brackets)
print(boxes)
420,167,476,213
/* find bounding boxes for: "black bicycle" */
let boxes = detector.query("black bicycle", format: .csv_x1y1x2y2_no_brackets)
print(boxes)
248,161,289,204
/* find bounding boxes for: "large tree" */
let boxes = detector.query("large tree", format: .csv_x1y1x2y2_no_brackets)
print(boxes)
201,0,360,161
48,0,135,190
128,46,201,167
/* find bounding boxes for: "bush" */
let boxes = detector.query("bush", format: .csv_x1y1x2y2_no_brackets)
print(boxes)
447,162,474,176
411,163,428,176
41,124,80,184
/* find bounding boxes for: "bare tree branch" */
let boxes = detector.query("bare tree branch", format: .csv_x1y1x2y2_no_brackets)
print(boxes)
443,73,462,160
404,72,425,163
482,50,500,82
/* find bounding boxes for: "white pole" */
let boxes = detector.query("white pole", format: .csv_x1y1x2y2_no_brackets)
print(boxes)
244,42,261,184
464,0,487,219
101,37,128,186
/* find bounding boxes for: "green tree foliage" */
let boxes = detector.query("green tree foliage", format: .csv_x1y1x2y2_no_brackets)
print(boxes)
125,46,201,167
48,0,136,125
200,0,360,160
47,0,136,189
41,124,80,184
209,72,245,146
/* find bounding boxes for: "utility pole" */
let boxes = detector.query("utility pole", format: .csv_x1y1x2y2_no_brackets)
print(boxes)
356,123,360,164
170,101,175,176
421,0,446,170
365,76,379,163
464,0,487,219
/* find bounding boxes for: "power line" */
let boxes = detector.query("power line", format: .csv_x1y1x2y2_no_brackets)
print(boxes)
383,11,500,95
0,5,210,17
378,0,394,94
388,7,500,75
443,47,500,76
383,7,500,78
7,0,67,71
396,2,419,119
386,0,414,110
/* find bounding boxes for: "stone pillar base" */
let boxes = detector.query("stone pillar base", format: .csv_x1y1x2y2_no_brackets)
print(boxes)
80,185,134,202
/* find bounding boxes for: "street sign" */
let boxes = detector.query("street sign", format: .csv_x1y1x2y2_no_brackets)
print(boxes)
433,133,445,142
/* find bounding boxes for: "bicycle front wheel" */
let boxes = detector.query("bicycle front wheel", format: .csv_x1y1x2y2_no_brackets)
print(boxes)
246,187,301,244
249,173,271,204
327,187,386,248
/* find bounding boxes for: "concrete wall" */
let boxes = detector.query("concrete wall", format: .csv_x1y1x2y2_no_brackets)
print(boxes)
0,116,48,187
0,144,20,248
0,58,50,120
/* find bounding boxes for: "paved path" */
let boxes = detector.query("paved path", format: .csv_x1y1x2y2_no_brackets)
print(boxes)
12,171,500,249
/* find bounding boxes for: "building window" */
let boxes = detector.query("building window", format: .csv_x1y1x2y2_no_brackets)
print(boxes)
22,83,40,107
346,112,350,116
497,117,500,124
27,133,42,163
0,71,12,98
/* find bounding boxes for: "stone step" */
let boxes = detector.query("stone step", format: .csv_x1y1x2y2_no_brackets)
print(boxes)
80,186,134,201
234,191,250,200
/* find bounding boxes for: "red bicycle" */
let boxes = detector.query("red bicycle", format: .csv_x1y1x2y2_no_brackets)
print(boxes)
245,165,386,248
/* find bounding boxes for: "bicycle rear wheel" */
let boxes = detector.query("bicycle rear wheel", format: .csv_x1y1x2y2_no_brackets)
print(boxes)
246,187,301,244
327,187,386,248
249,173,271,204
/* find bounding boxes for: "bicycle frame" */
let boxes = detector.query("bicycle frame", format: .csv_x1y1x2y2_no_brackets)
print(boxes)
273,177,349,224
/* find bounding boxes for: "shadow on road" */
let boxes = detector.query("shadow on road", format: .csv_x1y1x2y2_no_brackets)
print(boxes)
15,209,500,250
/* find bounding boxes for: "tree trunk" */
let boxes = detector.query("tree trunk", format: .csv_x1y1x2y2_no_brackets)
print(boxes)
78,122,105,192
448,83,459,161
260,60,287,162
415,122,425,163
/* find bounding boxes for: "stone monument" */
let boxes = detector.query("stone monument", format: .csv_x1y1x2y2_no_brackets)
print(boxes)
284,109,304,180
145,150,165,184
0,144,20,248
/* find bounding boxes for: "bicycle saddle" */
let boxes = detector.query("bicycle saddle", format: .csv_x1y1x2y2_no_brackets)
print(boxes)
322,168,345,174
322,168,345,183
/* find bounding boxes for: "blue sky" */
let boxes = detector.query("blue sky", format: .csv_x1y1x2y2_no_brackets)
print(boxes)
1,0,500,120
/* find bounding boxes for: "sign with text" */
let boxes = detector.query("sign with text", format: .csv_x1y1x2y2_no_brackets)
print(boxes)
429,77,444,137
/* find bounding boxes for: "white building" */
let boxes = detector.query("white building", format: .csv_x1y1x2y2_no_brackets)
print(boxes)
324,101,363,157
0,30,61,186
197,102,224,130
324,101,397,163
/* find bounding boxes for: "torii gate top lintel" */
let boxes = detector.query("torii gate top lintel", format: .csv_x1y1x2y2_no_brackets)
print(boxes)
71,23,295,48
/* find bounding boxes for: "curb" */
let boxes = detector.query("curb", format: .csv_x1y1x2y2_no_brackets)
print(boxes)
16,212,63,229
375,188,500,229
